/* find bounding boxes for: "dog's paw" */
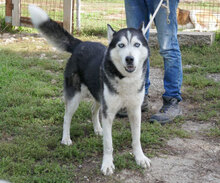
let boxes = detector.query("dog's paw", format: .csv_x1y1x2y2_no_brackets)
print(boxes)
61,138,72,146
101,159,115,175
94,127,103,136
135,154,151,168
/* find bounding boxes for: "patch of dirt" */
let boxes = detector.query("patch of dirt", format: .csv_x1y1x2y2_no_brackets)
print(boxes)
116,68,220,183
207,73,220,82
0,33,43,44
148,68,164,113
117,134,220,183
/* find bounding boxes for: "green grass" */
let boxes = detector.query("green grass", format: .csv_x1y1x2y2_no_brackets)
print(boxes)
0,29,220,183
137,41,220,136
0,35,193,182
0,0,219,181
182,43,220,136
181,43,220,108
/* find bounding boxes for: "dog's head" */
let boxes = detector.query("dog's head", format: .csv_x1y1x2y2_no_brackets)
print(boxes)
107,23,149,76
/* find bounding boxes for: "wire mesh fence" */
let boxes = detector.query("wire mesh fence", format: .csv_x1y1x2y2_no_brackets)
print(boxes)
178,0,220,31
0,0,5,18
76,0,126,33
21,0,63,22
77,0,220,33
0,0,220,33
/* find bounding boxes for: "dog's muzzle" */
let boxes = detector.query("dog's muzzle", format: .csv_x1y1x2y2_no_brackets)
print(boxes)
125,56,136,73
125,65,136,73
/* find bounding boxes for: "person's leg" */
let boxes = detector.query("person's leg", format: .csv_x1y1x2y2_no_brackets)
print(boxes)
116,0,150,118
125,0,149,29
148,0,182,123
124,0,151,95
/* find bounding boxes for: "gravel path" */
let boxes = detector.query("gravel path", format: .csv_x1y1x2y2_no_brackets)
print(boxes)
116,68,220,183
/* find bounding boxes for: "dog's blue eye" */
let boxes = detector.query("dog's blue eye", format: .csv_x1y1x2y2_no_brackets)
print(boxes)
134,43,140,47
118,43,125,48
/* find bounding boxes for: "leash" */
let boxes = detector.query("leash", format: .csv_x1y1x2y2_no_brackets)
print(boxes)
143,0,170,34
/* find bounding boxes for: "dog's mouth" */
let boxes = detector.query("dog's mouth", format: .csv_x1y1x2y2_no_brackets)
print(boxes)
125,65,136,73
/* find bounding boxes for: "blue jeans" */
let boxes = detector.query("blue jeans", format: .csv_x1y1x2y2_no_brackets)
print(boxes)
124,0,182,101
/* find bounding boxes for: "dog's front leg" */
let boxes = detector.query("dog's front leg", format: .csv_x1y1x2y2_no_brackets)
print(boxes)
101,114,115,175
127,106,151,168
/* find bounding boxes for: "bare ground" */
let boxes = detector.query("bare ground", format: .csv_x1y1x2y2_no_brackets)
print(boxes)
116,68,220,183
117,121,220,183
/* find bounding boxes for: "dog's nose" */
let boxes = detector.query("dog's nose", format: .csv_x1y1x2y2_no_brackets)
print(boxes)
125,56,134,65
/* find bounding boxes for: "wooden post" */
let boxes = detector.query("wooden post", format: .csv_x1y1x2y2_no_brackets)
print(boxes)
63,0,73,33
5,0,12,24
12,0,20,26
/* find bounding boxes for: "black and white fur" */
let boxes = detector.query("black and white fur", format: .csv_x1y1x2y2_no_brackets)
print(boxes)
29,5,151,175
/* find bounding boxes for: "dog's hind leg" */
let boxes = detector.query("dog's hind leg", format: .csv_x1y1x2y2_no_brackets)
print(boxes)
127,106,151,168
61,92,81,146
92,101,102,136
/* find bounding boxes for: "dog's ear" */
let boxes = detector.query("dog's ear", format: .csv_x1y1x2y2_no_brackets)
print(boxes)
139,22,146,35
107,24,115,44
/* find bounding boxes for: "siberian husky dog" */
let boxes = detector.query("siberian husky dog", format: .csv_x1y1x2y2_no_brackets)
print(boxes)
29,5,151,175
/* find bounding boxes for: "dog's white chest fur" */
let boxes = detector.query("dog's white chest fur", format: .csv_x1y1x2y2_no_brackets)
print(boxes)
104,75,144,110
117,76,142,95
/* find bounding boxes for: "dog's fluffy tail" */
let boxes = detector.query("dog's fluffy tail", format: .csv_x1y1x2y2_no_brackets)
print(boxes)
29,4,81,53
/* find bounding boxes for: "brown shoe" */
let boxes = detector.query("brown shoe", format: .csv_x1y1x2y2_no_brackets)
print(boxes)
117,95,149,118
